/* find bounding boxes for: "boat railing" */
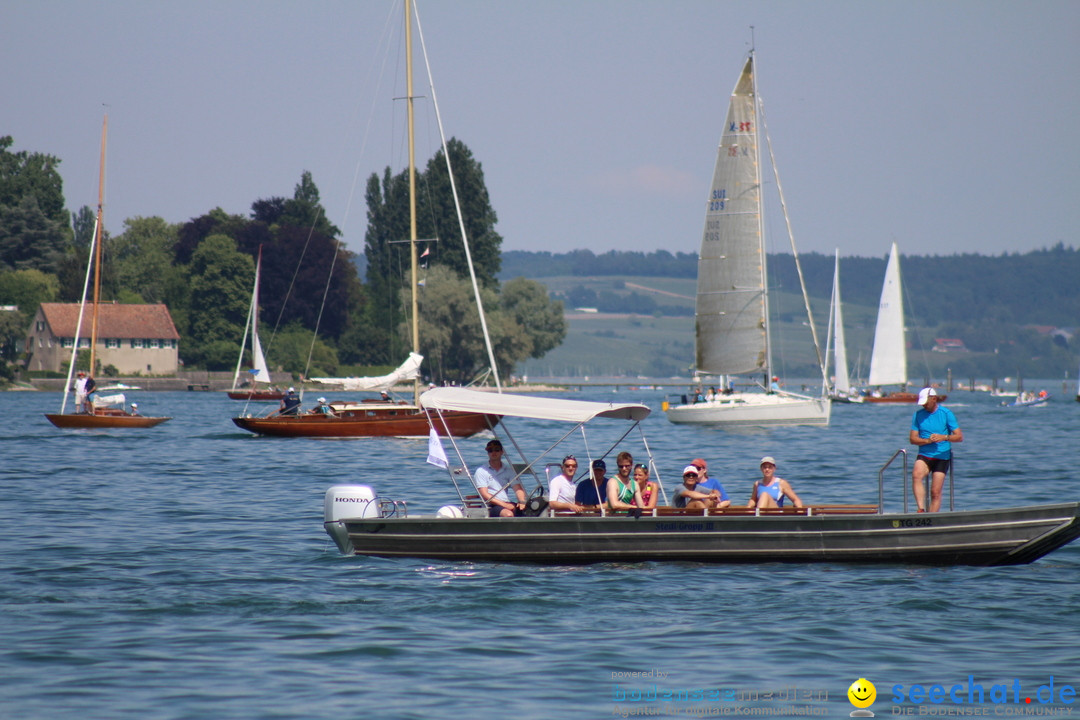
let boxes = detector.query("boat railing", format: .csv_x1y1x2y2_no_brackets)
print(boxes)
879,449,908,514
878,448,955,513
552,504,879,518
378,498,408,518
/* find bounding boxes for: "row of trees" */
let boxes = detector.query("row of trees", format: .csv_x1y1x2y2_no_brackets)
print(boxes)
0,135,565,384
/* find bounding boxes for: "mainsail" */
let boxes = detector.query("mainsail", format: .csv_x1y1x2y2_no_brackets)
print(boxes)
867,242,906,387
831,250,851,394
695,56,767,376
310,352,423,392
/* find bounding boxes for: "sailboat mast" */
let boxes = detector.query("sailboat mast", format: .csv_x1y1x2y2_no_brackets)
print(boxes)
89,114,108,375
748,52,772,385
405,0,420,406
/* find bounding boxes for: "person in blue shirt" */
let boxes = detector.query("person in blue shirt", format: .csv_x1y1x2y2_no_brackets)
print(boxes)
279,387,301,416
575,458,610,507
690,458,731,508
909,387,963,513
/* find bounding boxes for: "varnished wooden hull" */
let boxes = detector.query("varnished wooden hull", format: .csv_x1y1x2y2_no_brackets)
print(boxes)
226,390,284,401
45,413,171,429
232,408,497,438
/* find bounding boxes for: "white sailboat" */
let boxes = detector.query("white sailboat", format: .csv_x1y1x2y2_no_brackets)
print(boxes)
228,246,281,401
826,250,861,403
665,51,831,428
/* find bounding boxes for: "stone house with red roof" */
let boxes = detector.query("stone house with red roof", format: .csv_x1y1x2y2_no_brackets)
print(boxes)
26,302,180,375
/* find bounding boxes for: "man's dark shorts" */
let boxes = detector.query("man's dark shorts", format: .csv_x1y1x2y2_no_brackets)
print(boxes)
917,455,951,474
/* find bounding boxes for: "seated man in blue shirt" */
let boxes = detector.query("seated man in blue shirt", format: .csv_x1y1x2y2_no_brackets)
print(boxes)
690,458,731,508
575,458,610,507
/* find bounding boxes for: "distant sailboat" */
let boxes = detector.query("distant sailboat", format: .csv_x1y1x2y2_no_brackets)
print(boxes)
826,250,860,403
863,242,943,404
665,51,831,428
228,246,282,401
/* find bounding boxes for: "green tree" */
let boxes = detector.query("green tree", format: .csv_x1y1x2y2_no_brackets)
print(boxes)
0,268,60,318
109,216,179,303
363,139,504,365
267,324,339,377
185,235,253,367
500,277,566,360
0,136,72,274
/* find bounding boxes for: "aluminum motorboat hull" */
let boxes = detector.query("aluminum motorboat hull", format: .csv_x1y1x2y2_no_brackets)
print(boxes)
326,502,1080,566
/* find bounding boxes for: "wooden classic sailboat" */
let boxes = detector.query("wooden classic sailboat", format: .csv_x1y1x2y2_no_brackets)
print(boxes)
862,243,945,404
665,52,831,428
227,247,283,401
45,116,170,429
231,0,496,438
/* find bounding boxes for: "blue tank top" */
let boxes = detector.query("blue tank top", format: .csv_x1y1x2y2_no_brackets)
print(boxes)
758,480,784,507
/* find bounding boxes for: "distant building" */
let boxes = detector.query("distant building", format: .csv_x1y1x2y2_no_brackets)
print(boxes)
26,302,180,375
932,338,969,353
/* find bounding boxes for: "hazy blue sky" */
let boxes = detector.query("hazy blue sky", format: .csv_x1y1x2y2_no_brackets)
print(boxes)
5,0,1078,260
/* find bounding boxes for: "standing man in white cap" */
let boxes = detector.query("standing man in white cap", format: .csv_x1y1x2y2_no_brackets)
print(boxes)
910,387,962,513
749,457,802,509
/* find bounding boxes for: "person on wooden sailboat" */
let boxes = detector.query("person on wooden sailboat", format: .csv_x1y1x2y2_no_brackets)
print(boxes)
75,371,95,414
279,387,301,416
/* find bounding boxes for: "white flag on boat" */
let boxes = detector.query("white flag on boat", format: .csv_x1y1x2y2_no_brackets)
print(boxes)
427,428,448,468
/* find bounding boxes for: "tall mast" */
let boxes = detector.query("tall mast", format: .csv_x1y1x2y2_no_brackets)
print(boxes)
89,114,108,375
405,0,420,406
748,51,772,385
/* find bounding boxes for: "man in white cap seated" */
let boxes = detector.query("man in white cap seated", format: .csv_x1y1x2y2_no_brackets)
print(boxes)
129,402,139,416
309,397,336,416
749,457,802,509
909,387,962,513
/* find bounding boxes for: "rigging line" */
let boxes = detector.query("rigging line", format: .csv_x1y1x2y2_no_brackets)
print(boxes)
414,0,502,391
758,91,828,392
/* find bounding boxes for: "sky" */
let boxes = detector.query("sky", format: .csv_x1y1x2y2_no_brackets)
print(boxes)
4,0,1079,261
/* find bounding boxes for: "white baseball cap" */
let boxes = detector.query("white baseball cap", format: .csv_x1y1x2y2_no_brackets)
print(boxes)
917,387,938,406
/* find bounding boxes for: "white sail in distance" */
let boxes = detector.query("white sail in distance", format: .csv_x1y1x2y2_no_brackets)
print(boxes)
867,242,906,387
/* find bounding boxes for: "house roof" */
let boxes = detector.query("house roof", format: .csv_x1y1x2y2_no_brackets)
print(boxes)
38,303,180,340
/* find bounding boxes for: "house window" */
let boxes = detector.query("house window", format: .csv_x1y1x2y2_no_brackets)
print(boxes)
105,338,120,349
78,338,90,348
148,339,160,349
131,339,143,349
36,321,45,332
61,337,74,348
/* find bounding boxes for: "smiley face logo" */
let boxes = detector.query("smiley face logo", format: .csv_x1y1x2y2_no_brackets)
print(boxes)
847,677,876,709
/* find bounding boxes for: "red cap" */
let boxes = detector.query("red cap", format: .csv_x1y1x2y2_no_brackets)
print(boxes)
692,458,707,470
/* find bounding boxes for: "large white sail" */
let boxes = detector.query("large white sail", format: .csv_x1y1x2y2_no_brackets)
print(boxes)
831,250,851,394
695,56,767,376
233,248,272,388
867,242,906,387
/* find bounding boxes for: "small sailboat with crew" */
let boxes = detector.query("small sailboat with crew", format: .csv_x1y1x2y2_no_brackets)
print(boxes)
45,116,170,429
226,246,283,402
664,50,831,428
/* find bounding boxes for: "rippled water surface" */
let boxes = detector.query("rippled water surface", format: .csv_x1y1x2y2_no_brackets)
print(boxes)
2,388,1078,719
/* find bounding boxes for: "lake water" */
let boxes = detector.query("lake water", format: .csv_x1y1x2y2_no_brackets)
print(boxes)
2,387,1078,719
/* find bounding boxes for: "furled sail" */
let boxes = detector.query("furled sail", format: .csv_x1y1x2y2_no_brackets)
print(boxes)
867,242,906,387
695,56,767,376
310,352,423,392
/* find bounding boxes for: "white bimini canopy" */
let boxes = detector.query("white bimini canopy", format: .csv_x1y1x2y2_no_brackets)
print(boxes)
420,387,650,423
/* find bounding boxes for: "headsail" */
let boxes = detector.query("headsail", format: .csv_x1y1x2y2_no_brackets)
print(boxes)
867,242,906,387
695,56,767,376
